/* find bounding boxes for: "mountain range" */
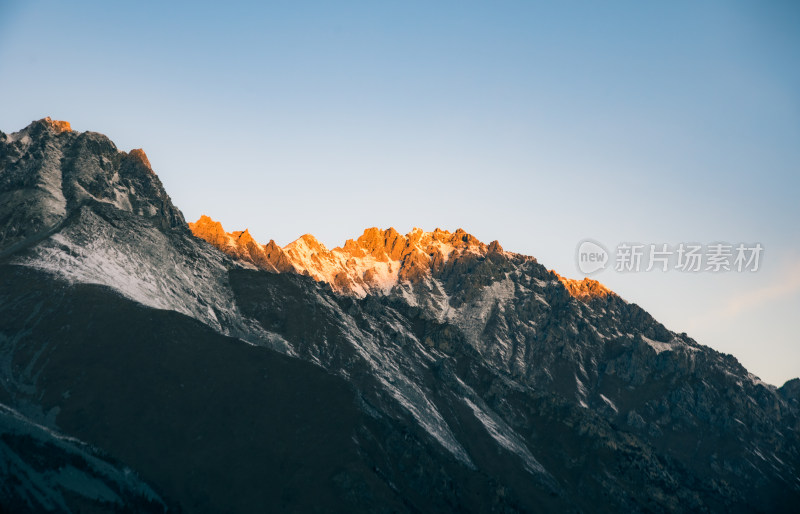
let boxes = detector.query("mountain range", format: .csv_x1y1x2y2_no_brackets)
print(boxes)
1,117,798,513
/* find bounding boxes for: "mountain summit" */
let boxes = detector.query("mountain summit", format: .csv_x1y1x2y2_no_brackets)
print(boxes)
0,117,184,257
1,119,798,513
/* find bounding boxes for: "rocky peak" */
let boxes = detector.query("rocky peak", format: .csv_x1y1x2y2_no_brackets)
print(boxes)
17,116,73,137
780,378,800,406
553,272,614,300
2,117,70,147
0,119,185,253
232,228,255,246
128,148,153,171
287,234,329,255
353,227,405,261
42,116,72,133
187,215,228,247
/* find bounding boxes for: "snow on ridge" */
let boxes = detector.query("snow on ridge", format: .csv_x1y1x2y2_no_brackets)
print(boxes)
446,276,516,346
575,374,588,399
333,315,474,467
19,232,200,318
599,394,619,413
642,336,674,355
747,372,774,389
13,216,291,355
462,397,548,475
282,239,403,298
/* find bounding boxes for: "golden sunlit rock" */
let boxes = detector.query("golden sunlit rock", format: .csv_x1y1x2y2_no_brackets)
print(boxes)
42,116,72,133
128,149,152,170
189,216,299,273
553,272,613,300
487,240,503,254
188,215,229,247
188,215,515,297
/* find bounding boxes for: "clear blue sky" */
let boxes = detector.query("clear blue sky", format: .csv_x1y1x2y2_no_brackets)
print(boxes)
1,1,798,384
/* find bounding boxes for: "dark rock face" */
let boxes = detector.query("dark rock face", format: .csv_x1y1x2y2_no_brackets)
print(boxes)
1,119,799,513
0,401,167,514
0,266,413,514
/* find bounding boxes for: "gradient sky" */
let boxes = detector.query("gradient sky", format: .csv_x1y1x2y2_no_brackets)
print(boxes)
1,1,798,385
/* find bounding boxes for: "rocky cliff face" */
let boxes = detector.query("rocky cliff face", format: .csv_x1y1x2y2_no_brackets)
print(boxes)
1,119,798,513
0,117,184,257
190,213,800,512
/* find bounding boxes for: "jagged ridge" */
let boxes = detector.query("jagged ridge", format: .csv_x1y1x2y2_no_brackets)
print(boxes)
190,215,609,301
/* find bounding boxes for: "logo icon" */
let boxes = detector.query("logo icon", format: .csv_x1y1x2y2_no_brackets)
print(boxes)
576,240,608,275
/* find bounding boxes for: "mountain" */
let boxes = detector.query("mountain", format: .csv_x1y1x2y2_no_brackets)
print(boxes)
1,118,798,513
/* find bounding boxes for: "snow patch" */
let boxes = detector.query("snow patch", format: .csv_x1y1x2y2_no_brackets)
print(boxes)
446,276,516,349
462,397,548,475
599,394,619,413
642,336,673,355
14,210,290,354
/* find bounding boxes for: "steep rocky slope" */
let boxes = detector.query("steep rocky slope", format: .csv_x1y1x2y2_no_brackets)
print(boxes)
1,118,798,512
192,214,800,511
